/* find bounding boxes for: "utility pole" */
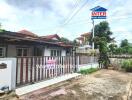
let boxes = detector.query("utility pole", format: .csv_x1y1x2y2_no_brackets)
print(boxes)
92,19,95,64
92,19,95,50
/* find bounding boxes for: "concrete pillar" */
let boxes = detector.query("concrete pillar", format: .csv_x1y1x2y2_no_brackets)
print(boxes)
0,58,16,91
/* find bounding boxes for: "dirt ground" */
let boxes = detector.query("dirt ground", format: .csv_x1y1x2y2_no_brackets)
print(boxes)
8,69,132,100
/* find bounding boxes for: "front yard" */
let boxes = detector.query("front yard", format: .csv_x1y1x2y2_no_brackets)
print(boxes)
19,69,132,100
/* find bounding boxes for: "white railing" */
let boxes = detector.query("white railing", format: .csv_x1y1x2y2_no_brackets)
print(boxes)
76,49,99,54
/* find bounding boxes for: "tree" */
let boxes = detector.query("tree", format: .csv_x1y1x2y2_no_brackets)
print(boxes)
94,37,109,68
114,39,132,55
109,44,117,54
128,47,132,54
72,39,79,46
119,39,130,54
92,21,113,68
60,37,71,44
120,39,129,47
60,37,78,46
0,23,5,32
115,47,123,54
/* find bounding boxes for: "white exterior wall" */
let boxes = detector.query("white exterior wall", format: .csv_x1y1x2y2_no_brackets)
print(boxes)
0,58,16,91
44,47,67,56
61,50,66,56
44,47,51,56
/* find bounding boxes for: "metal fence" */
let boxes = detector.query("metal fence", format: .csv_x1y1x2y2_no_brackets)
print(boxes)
16,56,98,87
16,56,78,87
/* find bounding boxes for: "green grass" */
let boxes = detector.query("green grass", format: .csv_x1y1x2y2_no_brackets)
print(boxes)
79,68,98,75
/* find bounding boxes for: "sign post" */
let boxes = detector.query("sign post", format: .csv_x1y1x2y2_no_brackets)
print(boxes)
92,19,95,50
90,6,107,64
90,6,107,50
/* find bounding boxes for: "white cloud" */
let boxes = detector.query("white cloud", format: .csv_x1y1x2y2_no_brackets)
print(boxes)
0,0,132,42
112,27,132,44
50,0,74,18
0,1,22,31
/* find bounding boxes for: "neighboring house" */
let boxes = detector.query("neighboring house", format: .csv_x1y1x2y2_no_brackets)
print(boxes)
81,32,91,47
0,30,73,58
76,37,84,45
76,32,92,54
76,32,99,55
39,34,73,56
76,32,91,47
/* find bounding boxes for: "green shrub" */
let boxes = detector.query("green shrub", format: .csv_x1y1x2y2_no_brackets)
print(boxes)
121,60,129,68
121,60,132,72
79,68,98,74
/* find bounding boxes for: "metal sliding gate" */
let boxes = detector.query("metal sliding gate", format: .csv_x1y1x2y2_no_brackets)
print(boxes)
16,56,77,87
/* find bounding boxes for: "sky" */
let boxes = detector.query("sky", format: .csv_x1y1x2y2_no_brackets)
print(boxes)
0,0,132,44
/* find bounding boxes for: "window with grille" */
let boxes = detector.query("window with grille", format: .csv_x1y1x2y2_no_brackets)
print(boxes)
50,50,61,56
34,47,43,56
0,47,5,57
17,48,29,57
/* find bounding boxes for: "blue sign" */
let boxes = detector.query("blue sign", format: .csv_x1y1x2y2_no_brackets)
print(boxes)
91,6,107,19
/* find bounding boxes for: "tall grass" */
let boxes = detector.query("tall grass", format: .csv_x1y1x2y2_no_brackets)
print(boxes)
121,60,132,72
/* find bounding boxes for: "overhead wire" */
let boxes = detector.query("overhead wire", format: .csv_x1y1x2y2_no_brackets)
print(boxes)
55,0,89,34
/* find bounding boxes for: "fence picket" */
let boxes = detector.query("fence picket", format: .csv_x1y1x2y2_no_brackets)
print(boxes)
16,55,98,87
20,58,23,84
25,58,28,83
30,57,33,83
34,57,37,82
41,57,44,80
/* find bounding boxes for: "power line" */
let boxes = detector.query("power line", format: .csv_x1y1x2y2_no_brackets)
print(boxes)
31,13,132,32
63,0,80,21
55,0,89,34
31,16,132,32
62,0,88,26
60,0,81,26
32,0,81,32
55,1,81,34
57,15,132,27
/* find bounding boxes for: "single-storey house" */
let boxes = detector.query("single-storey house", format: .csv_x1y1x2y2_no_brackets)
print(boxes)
0,30,73,58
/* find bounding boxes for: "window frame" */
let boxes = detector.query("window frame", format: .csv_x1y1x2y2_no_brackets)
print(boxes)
34,47,43,56
0,47,5,57
50,49,61,56
16,47,29,57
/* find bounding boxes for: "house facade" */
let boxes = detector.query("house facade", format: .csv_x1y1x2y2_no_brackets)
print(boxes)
76,32,99,55
0,30,73,58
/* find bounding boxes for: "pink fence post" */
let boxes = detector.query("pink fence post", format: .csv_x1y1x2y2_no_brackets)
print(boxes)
41,57,44,80
38,57,40,81
16,58,18,85
20,58,23,84
44,56,46,79
34,57,37,82
30,57,33,83
25,57,29,83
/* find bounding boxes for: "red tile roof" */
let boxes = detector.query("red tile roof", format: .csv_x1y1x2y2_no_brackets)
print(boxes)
40,34,60,40
17,30,38,37
56,42,73,47
81,32,91,37
16,30,72,48
76,37,84,40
